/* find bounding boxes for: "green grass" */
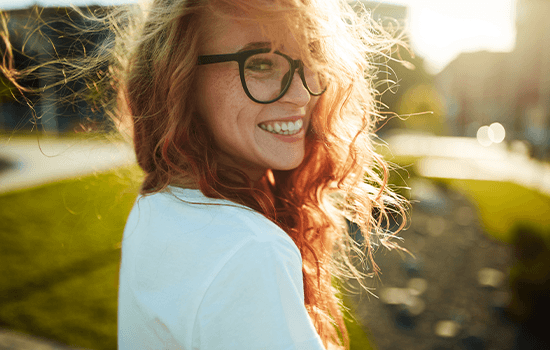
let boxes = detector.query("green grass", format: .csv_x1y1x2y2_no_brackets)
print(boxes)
340,291,377,350
0,165,377,349
442,179,550,244
345,312,377,350
0,166,142,349
385,154,550,244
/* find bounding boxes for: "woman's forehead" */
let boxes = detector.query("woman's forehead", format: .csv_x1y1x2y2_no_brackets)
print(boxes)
200,14,266,53
200,10,299,55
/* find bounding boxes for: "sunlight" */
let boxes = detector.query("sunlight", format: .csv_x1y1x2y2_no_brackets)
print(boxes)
386,0,518,73
411,7,516,72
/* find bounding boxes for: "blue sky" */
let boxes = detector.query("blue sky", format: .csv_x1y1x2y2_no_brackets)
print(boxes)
1,0,518,73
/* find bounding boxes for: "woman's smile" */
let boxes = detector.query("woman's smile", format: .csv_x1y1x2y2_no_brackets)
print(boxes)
195,13,318,179
258,116,305,136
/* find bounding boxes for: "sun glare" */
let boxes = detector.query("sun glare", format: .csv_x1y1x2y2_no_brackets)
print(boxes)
391,0,518,73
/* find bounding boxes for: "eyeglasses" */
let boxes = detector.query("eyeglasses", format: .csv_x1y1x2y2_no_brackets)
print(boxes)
197,48,327,104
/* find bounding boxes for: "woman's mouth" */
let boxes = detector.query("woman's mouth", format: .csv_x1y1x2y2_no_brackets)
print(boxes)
258,118,304,136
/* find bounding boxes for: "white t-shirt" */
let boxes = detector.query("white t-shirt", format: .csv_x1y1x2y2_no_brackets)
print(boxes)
118,187,326,350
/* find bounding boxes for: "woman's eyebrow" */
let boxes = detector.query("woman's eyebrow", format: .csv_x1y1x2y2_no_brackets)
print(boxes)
237,41,271,52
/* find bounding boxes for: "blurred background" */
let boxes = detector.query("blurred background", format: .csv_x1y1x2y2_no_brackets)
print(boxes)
1,0,549,349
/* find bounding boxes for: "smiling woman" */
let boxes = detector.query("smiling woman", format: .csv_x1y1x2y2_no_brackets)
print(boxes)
2,0,408,349
195,18,321,176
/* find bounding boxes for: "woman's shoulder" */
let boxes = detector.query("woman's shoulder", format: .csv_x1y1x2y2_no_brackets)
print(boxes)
120,187,301,297
125,187,296,250
119,192,311,350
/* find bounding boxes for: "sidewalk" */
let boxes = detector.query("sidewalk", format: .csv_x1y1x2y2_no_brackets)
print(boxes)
386,133,550,196
3,132,548,197
0,329,86,350
0,136,136,194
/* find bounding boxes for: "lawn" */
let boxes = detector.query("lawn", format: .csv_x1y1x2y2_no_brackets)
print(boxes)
443,179,550,244
0,165,375,350
0,166,141,349
386,154,550,244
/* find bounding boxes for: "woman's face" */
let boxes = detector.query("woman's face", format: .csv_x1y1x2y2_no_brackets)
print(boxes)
195,12,319,180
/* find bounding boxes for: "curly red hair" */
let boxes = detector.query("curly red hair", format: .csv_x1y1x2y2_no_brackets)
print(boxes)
113,0,408,348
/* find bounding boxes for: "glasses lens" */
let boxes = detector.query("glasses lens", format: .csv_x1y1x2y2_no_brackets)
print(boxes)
303,65,327,95
243,53,291,102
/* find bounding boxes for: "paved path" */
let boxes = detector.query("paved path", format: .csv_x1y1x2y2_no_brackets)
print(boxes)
0,329,86,350
0,136,136,194
387,133,550,196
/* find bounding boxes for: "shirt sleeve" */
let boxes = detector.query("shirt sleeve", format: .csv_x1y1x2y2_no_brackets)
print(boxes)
192,236,326,350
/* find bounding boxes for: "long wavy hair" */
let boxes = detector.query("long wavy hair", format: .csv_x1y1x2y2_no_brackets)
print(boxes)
2,0,407,348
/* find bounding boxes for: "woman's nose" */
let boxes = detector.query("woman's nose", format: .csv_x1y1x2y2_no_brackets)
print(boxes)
279,70,311,106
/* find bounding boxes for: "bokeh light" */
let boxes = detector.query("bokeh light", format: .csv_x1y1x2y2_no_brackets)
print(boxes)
476,126,494,147
489,122,506,143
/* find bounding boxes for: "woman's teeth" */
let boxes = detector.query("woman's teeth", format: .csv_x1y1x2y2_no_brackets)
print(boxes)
258,119,303,135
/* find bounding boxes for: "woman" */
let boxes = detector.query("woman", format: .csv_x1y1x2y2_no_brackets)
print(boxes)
112,0,407,349
2,0,405,348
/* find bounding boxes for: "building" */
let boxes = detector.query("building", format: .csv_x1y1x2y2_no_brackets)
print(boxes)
354,1,407,20
436,0,550,158
0,6,107,133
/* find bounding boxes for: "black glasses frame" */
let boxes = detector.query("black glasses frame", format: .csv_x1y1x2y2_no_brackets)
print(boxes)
197,48,326,104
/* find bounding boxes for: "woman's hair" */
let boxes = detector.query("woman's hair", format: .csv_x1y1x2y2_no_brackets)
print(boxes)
2,0,408,348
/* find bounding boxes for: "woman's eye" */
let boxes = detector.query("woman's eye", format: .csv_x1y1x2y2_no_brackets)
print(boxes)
245,59,274,72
